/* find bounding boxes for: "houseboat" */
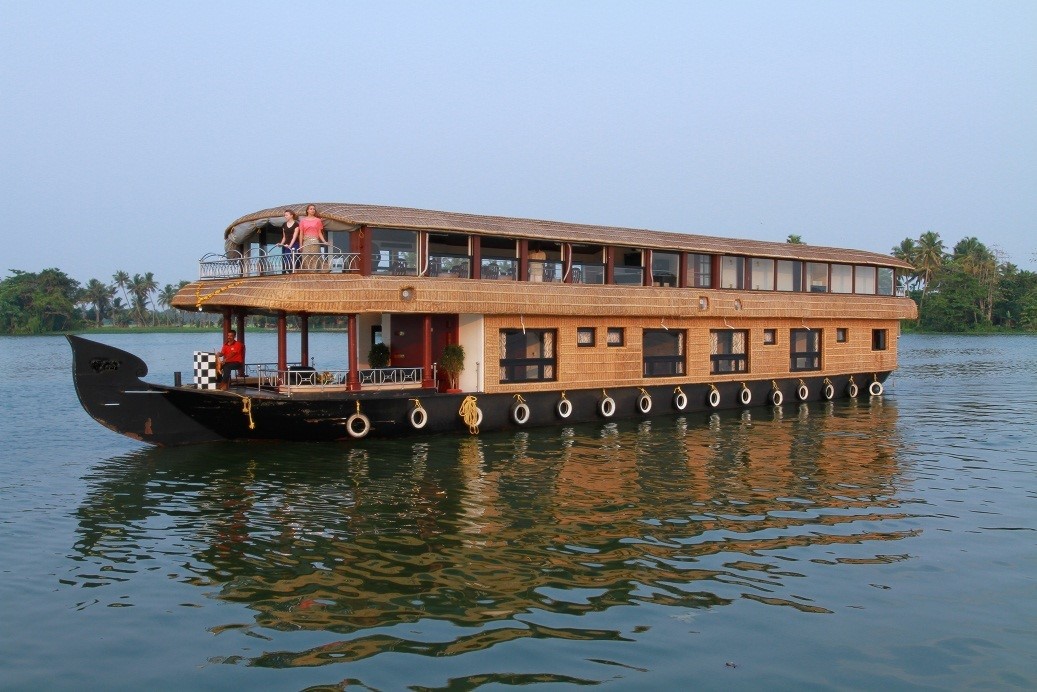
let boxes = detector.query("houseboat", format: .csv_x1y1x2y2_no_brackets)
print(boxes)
69,203,917,446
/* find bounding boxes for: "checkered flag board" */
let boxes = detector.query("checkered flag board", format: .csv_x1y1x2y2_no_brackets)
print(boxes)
193,351,219,389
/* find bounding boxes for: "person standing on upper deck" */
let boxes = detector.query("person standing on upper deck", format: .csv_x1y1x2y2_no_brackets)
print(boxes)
279,209,301,273
299,204,326,271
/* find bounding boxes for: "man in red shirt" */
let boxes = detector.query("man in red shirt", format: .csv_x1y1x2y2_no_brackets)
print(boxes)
217,330,245,389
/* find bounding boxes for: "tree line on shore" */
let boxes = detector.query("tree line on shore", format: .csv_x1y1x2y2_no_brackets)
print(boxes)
2,232,1036,334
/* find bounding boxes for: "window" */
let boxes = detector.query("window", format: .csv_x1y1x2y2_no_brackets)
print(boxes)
790,329,821,371
643,329,685,377
371,228,419,276
607,327,625,347
878,268,895,296
688,253,713,288
831,264,853,294
872,329,888,351
652,251,680,287
854,265,876,294
615,250,645,285
751,258,775,290
577,327,596,347
836,328,848,343
807,263,829,293
710,330,748,374
763,329,776,345
499,329,556,382
776,260,803,292
720,256,745,289
571,244,605,284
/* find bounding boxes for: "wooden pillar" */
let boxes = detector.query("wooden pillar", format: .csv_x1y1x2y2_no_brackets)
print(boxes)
300,313,309,367
355,224,372,276
347,314,360,391
563,243,573,283
678,252,689,289
643,249,654,287
471,236,482,279
605,247,615,285
421,314,434,388
518,239,528,282
277,311,287,375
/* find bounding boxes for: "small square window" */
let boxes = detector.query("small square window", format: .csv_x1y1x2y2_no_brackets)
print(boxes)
763,329,776,345
607,327,625,347
836,328,848,343
577,327,596,347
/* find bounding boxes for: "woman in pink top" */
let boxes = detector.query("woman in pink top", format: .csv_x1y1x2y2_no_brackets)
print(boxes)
299,204,326,270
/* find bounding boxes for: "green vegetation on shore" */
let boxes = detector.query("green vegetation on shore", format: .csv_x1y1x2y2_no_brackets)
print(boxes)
2,235,1036,335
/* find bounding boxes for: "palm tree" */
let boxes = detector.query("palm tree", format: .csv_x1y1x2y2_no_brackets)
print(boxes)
952,237,999,324
786,234,804,244
129,272,159,326
83,278,115,327
157,283,180,326
112,270,130,313
914,231,946,309
892,238,920,293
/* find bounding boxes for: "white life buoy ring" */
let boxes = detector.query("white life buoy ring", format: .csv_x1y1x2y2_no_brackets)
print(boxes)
511,401,531,425
797,384,809,401
739,386,752,406
346,412,371,439
869,380,884,396
770,389,783,406
638,392,652,414
599,396,616,418
409,406,428,429
822,382,835,400
847,382,859,398
708,388,721,408
673,390,688,411
556,397,573,418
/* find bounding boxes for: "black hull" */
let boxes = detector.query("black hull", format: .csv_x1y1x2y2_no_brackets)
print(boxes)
69,335,892,447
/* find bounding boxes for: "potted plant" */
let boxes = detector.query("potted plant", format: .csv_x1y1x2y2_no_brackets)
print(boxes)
440,343,465,392
368,342,391,369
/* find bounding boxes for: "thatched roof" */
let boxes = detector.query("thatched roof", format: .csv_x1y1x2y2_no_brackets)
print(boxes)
224,203,910,269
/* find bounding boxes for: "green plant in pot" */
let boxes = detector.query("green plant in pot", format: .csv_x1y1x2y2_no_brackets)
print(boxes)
440,343,465,391
368,342,391,369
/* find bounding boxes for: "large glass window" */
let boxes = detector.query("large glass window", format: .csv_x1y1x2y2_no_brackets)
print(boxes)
571,244,605,284
615,249,644,285
688,253,712,288
428,232,470,278
499,329,556,382
643,329,685,377
831,264,853,293
878,268,895,295
790,328,821,371
371,228,419,276
481,236,517,280
854,265,876,294
807,263,829,293
872,329,888,351
751,258,775,290
720,256,745,289
776,260,803,291
652,251,680,287
710,329,748,374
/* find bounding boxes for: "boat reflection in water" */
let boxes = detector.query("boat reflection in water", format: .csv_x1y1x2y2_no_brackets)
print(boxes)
72,399,909,671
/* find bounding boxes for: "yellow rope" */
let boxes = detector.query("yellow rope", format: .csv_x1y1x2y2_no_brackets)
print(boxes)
771,380,779,391
823,377,833,387
240,396,255,430
709,383,718,393
458,395,481,434
639,387,649,397
673,386,685,397
410,398,424,411
195,279,246,309
513,393,526,404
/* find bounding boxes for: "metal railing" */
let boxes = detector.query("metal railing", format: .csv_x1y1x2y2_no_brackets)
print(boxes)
199,246,361,280
250,364,429,394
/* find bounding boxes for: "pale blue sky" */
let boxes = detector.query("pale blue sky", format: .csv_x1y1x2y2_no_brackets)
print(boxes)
2,1,1034,289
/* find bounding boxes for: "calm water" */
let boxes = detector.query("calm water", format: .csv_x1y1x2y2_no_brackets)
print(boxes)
1,333,1035,690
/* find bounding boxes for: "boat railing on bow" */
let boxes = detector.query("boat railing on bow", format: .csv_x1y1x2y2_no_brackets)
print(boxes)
199,246,362,279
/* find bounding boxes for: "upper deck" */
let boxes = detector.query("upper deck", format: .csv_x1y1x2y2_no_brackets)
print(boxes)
173,202,914,317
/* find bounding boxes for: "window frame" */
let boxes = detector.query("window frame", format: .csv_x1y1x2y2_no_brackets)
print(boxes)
642,329,686,377
710,329,749,374
498,329,557,383
790,328,822,372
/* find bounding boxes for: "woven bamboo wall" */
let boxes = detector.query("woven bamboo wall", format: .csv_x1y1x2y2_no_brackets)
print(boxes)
479,314,902,394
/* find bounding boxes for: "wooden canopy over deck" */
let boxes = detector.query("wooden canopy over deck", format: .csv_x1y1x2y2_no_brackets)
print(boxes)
224,202,912,270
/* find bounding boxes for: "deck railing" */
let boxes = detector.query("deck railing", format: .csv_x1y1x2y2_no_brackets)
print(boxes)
250,364,429,394
199,246,361,279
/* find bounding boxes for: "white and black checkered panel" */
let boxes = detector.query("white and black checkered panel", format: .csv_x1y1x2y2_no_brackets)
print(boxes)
193,351,218,389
